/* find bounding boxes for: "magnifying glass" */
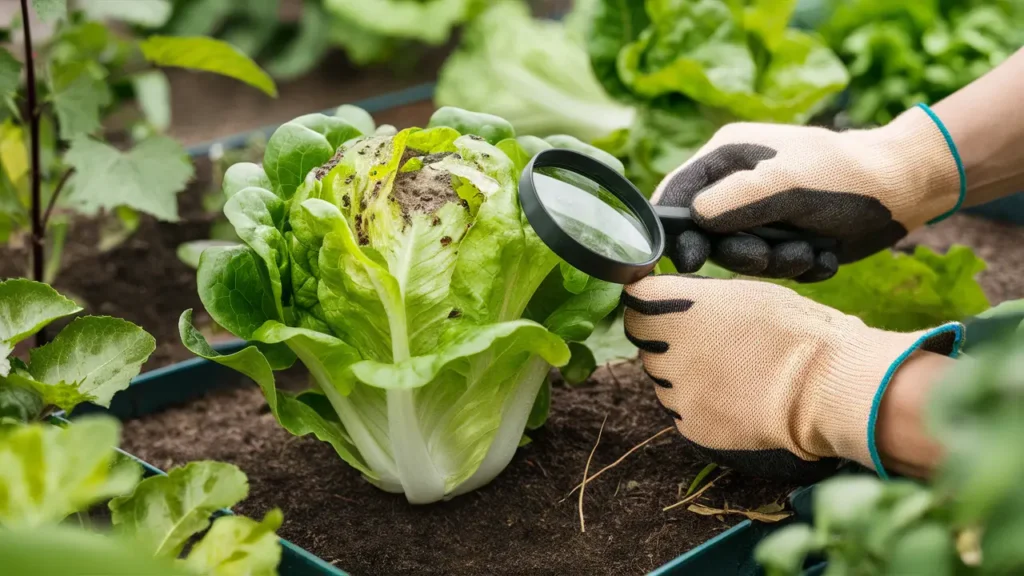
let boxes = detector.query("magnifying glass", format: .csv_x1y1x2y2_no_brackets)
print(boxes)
519,149,837,284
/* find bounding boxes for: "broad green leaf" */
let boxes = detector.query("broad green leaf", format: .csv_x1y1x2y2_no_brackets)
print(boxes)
176,240,239,270
139,36,278,97
561,341,596,385
82,0,172,27
542,275,622,342
775,246,989,332
12,316,154,412
887,523,956,576
0,525,189,576
324,0,472,44
583,311,637,365
0,122,28,184
0,279,82,377
581,0,651,101
335,104,376,136
109,461,248,558
754,524,821,576
252,321,361,396
222,162,272,199
0,48,22,100
49,61,111,140
813,476,886,533
224,187,289,318
131,71,171,132
0,417,141,527
544,135,626,175
185,509,283,576
427,107,515,145
196,244,280,339
265,1,330,80
179,310,373,477
0,379,43,423
559,262,589,294
263,119,336,199
31,0,66,22
64,136,194,222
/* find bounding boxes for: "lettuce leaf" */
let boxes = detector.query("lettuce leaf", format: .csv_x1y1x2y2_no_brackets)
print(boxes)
776,245,990,332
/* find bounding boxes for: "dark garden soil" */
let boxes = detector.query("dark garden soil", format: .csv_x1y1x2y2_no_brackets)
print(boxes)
121,361,799,576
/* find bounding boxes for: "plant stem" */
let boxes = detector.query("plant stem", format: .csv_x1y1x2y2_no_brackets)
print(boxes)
42,168,74,230
20,0,43,286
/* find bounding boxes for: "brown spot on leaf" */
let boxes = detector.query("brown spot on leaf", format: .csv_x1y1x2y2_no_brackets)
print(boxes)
448,309,462,318
440,236,452,247
431,215,441,227
342,195,350,208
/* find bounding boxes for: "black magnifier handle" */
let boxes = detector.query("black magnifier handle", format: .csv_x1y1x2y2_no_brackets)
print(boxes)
654,206,838,251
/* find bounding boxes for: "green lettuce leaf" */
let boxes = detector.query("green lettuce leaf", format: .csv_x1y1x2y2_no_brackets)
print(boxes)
0,417,141,527
184,509,283,576
0,279,82,378
776,245,990,332
435,1,635,142
109,461,248,558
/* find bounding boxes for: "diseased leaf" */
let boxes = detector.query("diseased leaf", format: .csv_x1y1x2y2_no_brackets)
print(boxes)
109,461,248,558
184,509,283,576
64,136,194,222
0,279,82,377
140,36,277,97
11,316,154,412
0,417,141,527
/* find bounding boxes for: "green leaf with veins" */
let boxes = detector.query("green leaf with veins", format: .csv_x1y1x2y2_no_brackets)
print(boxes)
31,0,66,22
10,316,154,412
0,48,22,100
109,461,248,558
0,417,141,527
185,509,283,576
49,61,111,140
0,279,82,378
64,135,193,222
196,245,280,340
139,36,278,97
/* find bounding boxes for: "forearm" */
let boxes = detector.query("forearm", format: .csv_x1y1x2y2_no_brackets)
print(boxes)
933,48,1024,207
874,350,958,478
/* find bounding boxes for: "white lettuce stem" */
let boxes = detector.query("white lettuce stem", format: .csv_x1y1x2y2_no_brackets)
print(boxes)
388,388,446,503
451,355,550,497
319,382,402,491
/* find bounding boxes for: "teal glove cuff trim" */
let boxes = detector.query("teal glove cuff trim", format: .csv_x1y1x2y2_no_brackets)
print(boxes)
866,323,964,480
917,103,967,224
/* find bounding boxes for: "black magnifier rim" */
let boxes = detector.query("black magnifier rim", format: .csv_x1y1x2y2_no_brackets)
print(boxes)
520,149,665,285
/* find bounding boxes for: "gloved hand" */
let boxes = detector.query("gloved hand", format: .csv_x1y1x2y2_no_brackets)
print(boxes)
658,104,964,281
623,274,963,480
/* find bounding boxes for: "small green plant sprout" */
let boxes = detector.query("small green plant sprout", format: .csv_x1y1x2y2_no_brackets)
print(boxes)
1,0,278,286
0,278,154,422
0,415,283,575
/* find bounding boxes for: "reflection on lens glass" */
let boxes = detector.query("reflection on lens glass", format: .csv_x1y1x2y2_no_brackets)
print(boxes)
533,166,653,264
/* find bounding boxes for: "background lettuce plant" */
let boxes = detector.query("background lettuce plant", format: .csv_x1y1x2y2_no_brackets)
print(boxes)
180,105,621,503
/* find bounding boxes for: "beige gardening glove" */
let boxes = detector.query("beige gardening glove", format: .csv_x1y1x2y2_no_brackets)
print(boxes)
622,274,963,481
658,104,964,281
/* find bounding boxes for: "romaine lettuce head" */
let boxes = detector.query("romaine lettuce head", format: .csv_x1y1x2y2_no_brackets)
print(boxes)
181,107,620,503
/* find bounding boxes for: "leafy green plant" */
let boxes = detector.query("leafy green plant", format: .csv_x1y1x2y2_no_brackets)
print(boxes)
178,104,621,503
1,0,277,287
813,0,1024,127
0,416,283,575
436,1,636,143
579,0,849,193
0,278,154,422
756,327,1024,575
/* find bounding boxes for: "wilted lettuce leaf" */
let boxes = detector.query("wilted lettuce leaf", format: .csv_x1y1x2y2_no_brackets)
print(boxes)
776,245,990,332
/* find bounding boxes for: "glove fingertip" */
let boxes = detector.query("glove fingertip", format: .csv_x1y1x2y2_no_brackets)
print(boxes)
711,234,771,276
671,230,711,273
795,251,839,283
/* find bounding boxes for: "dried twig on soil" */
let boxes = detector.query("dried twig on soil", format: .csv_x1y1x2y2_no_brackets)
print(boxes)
579,414,608,533
686,502,791,523
606,362,626,389
563,426,674,501
662,470,731,512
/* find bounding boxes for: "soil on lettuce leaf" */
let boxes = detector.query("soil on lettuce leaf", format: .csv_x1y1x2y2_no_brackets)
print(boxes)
120,361,800,576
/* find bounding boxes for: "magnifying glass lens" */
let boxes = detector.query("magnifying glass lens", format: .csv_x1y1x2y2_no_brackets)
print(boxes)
533,166,654,264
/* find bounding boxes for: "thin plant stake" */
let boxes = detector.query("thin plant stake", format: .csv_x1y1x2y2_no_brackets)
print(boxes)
663,470,731,512
563,426,674,501
579,414,608,533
